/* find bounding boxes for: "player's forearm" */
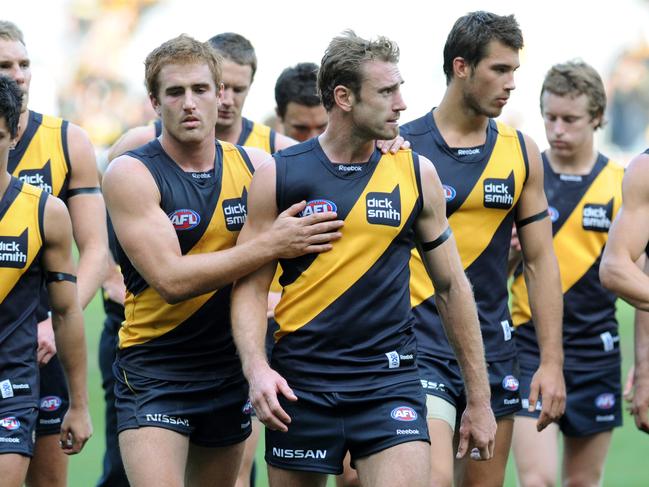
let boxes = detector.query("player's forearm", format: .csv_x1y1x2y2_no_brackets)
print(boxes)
635,311,649,374
600,257,649,311
231,280,271,378
52,309,89,408
436,278,490,405
524,255,564,366
76,242,109,308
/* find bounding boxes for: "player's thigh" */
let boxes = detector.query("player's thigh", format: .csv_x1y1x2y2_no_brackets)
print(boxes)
355,440,430,487
268,464,328,487
426,399,456,487
336,452,360,487
562,431,613,487
119,426,189,487
186,439,246,487
25,434,68,487
0,453,30,487
234,417,261,487
454,415,514,487
512,415,559,487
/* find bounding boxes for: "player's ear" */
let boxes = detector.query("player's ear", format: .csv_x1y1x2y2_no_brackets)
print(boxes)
149,92,161,115
453,57,471,80
333,84,354,112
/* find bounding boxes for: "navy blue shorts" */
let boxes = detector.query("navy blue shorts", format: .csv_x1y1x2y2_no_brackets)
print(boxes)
0,405,37,456
419,355,521,420
265,380,429,475
36,355,69,437
516,361,622,437
114,364,251,447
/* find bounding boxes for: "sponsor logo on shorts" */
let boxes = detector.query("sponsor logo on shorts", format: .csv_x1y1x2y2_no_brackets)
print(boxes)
40,396,62,412
0,230,28,269
240,421,251,429
595,393,615,410
0,380,13,399
501,320,512,341
548,206,559,222
366,186,401,227
420,379,446,392
272,448,327,459
396,428,420,435
502,375,519,392
385,351,400,369
521,399,542,411
582,200,613,232
483,172,514,209
168,209,201,231
301,199,337,217
391,406,418,422
39,418,61,425
504,398,520,405
242,399,253,415
600,331,619,352
144,414,189,427
596,415,615,422
0,437,20,443
0,417,20,431
443,185,456,202
18,161,53,194
223,188,248,231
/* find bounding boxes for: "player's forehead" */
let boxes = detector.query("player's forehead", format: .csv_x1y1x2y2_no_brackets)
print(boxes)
158,61,215,90
542,90,589,115
360,60,403,90
479,40,519,67
0,38,29,62
221,59,253,86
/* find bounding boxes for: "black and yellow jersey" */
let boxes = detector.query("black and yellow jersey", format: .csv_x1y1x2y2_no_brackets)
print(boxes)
401,113,528,362
512,153,623,369
271,138,423,391
117,139,254,381
8,111,70,201
237,117,276,153
0,178,47,406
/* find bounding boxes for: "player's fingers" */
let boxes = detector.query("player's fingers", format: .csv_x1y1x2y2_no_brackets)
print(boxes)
536,410,552,432
624,368,635,401
264,391,292,430
302,216,343,231
252,396,283,431
281,200,307,217
304,231,343,245
455,429,469,459
527,382,540,413
302,244,334,254
277,379,297,402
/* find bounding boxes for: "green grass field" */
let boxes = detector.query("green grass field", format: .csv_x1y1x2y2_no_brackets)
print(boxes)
68,298,649,486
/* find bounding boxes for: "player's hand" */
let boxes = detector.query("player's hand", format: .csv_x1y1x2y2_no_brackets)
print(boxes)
456,400,496,461
102,263,126,305
59,405,92,455
624,365,635,402
248,364,297,432
529,362,565,431
37,316,56,366
510,225,522,252
630,366,649,434
270,201,344,258
376,136,410,154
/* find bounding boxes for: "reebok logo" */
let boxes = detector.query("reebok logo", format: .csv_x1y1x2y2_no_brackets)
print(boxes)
0,229,28,269
582,200,613,232
366,185,401,227
483,172,514,209
223,188,248,231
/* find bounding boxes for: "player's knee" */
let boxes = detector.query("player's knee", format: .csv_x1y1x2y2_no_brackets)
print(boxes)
517,471,555,487
562,470,602,487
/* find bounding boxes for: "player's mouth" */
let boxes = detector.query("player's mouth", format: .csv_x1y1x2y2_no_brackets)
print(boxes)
181,116,200,128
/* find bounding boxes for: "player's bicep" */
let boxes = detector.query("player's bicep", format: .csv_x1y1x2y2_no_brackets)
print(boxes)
515,134,549,222
238,159,278,242
66,123,100,189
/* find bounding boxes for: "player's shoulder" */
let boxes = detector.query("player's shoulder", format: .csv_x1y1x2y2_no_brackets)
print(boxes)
400,112,433,137
274,138,316,158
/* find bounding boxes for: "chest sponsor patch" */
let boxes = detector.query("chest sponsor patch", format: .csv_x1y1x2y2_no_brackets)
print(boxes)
0,229,28,269
366,185,401,227
223,188,248,231
18,160,53,194
483,171,514,210
168,209,201,231
582,200,613,232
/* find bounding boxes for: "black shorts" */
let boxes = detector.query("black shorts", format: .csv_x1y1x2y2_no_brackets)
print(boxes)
265,380,429,475
36,355,70,437
516,361,622,437
419,355,521,420
0,405,37,456
114,364,251,447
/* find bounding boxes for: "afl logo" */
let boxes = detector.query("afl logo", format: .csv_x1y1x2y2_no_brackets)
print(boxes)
391,406,418,422
0,416,20,431
301,199,337,217
442,185,456,202
242,399,254,415
40,396,62,412
502,375,519,391
548,206,559,222
595,393,615,410
168,209,201,231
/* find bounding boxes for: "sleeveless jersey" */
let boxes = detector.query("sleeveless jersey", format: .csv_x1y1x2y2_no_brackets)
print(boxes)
117,139,254,381
401,113,528,361
237,117,276,153
272,138,423,391
0,178,47,407
511,153,624,369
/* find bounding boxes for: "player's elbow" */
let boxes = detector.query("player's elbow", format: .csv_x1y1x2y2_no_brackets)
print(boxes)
599,258,622,294
151,276,193,304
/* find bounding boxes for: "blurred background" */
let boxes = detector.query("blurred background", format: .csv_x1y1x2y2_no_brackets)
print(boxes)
5,0,649,485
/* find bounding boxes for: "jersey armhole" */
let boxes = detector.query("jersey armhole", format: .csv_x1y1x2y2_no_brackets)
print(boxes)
274,154,285,212
37,190,48,245
269,129,276,154
412,151,424,214
235,145,255,175
516,130,530,185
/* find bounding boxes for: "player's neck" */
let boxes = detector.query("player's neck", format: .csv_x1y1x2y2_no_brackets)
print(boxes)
159,132,216,172
16,109,29,143
546,146,598,175
0,170,10,199
214,117,242,144
318,124,375,164
433,97,489,148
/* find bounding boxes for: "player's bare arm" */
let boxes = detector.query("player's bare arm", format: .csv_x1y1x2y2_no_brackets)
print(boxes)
414,155,496,461
42,195,92,455
106,124,157,164
600,154,649,310
231,160,299,433
103,154,343,304
66,122,108,308
516,134,565,431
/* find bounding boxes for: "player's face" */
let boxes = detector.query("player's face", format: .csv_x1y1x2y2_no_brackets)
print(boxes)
152,62,219,145
280,102,328,142
352,60,406,141
217,59,253,129
0,117,17,170
542,91,598,159
0,39,31,113
463,40,519,118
